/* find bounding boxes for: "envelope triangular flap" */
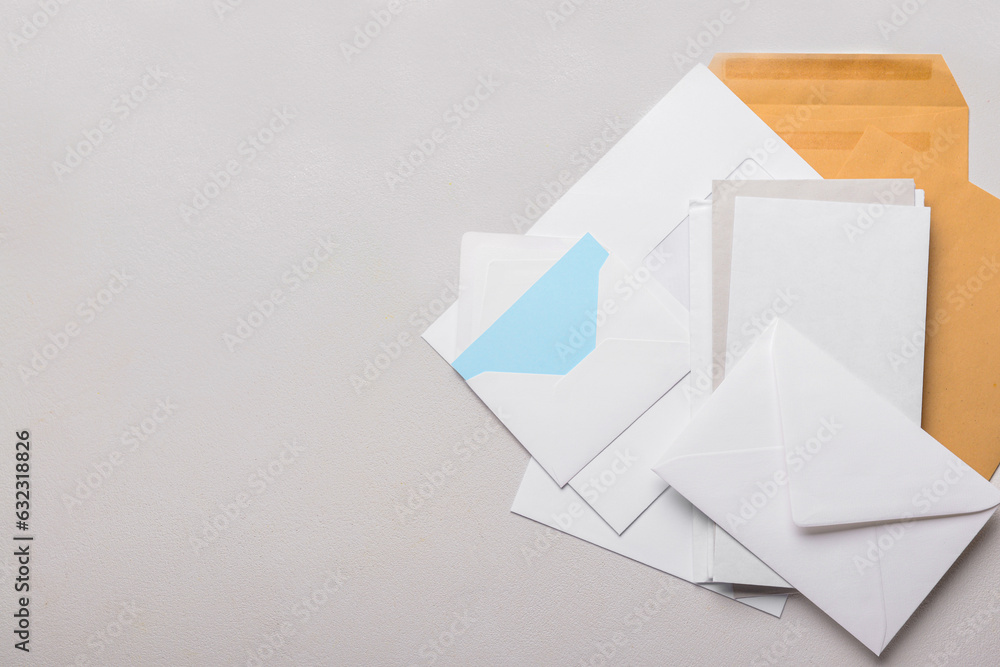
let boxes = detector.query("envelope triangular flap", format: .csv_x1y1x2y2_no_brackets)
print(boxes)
451,234,608,380
770,320,999,528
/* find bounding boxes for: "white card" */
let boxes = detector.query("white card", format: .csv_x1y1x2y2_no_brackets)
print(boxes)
726,197,930,421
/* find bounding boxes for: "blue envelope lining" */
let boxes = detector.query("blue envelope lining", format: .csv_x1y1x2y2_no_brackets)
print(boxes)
452,234,609,380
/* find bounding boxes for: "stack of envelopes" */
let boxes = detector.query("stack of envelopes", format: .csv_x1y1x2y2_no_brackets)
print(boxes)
422,55,1000,655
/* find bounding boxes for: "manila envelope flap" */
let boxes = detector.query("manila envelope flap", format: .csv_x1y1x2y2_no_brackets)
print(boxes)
708,54,968,178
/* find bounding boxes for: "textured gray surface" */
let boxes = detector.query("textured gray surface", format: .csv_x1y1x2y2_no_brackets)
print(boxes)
1,1,999,665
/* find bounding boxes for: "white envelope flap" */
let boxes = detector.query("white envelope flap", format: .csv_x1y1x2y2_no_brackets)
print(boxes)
456,234,691,486
654,319,1000,656
770,321,1000,528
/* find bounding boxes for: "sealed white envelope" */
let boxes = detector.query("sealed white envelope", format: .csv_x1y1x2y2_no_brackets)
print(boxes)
726,197,930,422
512,458,788,617
449,234,689,486
654,320,1000,654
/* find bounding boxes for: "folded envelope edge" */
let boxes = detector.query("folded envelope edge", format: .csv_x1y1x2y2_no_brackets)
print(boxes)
767,320,1000,527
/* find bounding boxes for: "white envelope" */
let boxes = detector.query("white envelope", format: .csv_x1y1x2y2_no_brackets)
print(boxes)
448,234,690,486
512,458,788,617
654,320,1000,654
449,231,693,531
726,197,930,422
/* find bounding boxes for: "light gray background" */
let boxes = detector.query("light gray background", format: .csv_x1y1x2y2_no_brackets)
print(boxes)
2,0,999,665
